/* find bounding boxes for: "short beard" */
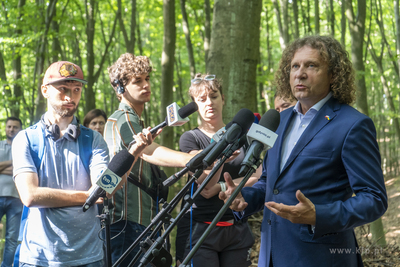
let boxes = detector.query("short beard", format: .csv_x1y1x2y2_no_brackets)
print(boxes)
49,99,77,117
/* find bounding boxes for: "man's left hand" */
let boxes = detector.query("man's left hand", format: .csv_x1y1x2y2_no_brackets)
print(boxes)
265,190,316,225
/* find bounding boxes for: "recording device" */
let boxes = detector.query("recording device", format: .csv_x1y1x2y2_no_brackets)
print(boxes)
162,110,258,187
82,150,135,212
239,109,280,176
162,142,218,187
202,108,255,167
128,102,198,148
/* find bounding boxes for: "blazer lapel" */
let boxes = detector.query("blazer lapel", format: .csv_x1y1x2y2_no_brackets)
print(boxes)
268,109,296,185
279,97,340,176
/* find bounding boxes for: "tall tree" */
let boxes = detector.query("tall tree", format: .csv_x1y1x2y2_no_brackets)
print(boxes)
117,0,136,54
207,0,262,122
272,0,289,50
34,0,58,122
85,0,118,113
180,0,196,78
341,1,346,45
204,0,211,66
314,0,320,34
11,0,26,118
346,0,368,116
160,0,176,149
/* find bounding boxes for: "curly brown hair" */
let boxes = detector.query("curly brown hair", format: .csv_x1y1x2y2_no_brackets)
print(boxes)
188,73,223,100
275,35,356,105
108,53,152,101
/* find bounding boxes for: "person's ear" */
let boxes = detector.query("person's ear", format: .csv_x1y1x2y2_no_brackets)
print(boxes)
222,94,225,105
41,84,50,99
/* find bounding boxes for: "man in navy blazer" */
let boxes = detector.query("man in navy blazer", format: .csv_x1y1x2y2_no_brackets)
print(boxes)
220,35,388,267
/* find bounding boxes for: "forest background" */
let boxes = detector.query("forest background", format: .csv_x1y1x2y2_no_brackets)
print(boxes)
1,0,400,265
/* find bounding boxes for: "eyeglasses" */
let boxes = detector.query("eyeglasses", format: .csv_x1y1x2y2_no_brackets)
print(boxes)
191,75,216,84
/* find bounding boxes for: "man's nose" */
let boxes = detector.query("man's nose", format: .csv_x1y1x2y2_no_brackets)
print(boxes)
295,66,307,79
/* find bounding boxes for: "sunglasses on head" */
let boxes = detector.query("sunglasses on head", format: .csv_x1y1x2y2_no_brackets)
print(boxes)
191,74,216,84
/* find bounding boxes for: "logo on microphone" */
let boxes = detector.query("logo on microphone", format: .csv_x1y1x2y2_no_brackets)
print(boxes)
168,105,176,122
101,174,118,188
256,130,271,138
96,169,122,194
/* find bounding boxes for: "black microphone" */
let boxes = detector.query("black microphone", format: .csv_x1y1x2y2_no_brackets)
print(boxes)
128,102,198,148
202,108,254,167
162,142,217,187
239,109,280,176
82,149,135,212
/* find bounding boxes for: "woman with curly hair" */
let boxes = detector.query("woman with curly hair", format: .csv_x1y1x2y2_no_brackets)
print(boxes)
220,35,387,267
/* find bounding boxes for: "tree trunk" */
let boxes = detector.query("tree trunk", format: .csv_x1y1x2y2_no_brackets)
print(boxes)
292,0,299,39
117,0,136,54
85,0,117,113
204,0,211,66
34,0,58,122
272,0,289,50
341,0,346,46
327,0,334,36
396,0,400,79
180,0,196,78
160,0,176,150
314,0,320,34
85,0,96,113
207,0,262,122
346,0,368,116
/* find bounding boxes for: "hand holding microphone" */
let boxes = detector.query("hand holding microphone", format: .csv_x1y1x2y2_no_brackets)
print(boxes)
82,131,153,212
128,102,198,149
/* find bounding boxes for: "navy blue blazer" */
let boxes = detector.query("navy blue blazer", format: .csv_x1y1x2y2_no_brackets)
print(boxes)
241,97,388,267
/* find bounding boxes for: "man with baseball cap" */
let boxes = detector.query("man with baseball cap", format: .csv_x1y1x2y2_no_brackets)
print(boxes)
12,61,151,266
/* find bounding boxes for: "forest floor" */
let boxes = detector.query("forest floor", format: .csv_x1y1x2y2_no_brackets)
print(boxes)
248,176,400,266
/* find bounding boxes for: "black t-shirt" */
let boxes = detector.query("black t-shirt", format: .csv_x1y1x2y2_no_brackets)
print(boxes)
179,128,246,222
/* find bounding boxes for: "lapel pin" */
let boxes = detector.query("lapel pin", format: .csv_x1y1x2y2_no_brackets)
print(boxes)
325,115,331,121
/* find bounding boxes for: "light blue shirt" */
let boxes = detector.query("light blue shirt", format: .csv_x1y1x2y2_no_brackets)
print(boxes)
280,92,333,172
12,115,109,266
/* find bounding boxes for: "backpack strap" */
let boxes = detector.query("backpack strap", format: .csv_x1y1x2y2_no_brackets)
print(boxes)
25,122,45,170
78,125,93,175
25,122,93,175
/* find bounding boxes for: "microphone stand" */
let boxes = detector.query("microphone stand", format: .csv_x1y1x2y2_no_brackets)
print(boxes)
138,140,242,267
180,157,263,266
113,169,203,267
99,196,112,267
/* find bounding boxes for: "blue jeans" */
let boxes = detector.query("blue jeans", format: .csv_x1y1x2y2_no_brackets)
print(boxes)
0,197,23,267
109,220,151,267
19,260,103,267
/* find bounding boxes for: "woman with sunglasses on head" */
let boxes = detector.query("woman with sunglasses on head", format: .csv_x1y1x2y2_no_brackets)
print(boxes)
175,73,261,267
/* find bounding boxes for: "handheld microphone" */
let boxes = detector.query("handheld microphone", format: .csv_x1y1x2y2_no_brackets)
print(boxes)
82,150,135,212
239,109,280,176
202,108,254,167
162,142,217,187
128,102,198,148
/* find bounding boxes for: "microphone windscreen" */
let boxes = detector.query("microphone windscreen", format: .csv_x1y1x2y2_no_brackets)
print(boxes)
259,109,280,132
178,102,198,118
232,108,255,135
108,149,135,177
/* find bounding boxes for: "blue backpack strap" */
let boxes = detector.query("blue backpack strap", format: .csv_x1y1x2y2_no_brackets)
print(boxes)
25,122,45,170
14,123,41,266
78,125,93,176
